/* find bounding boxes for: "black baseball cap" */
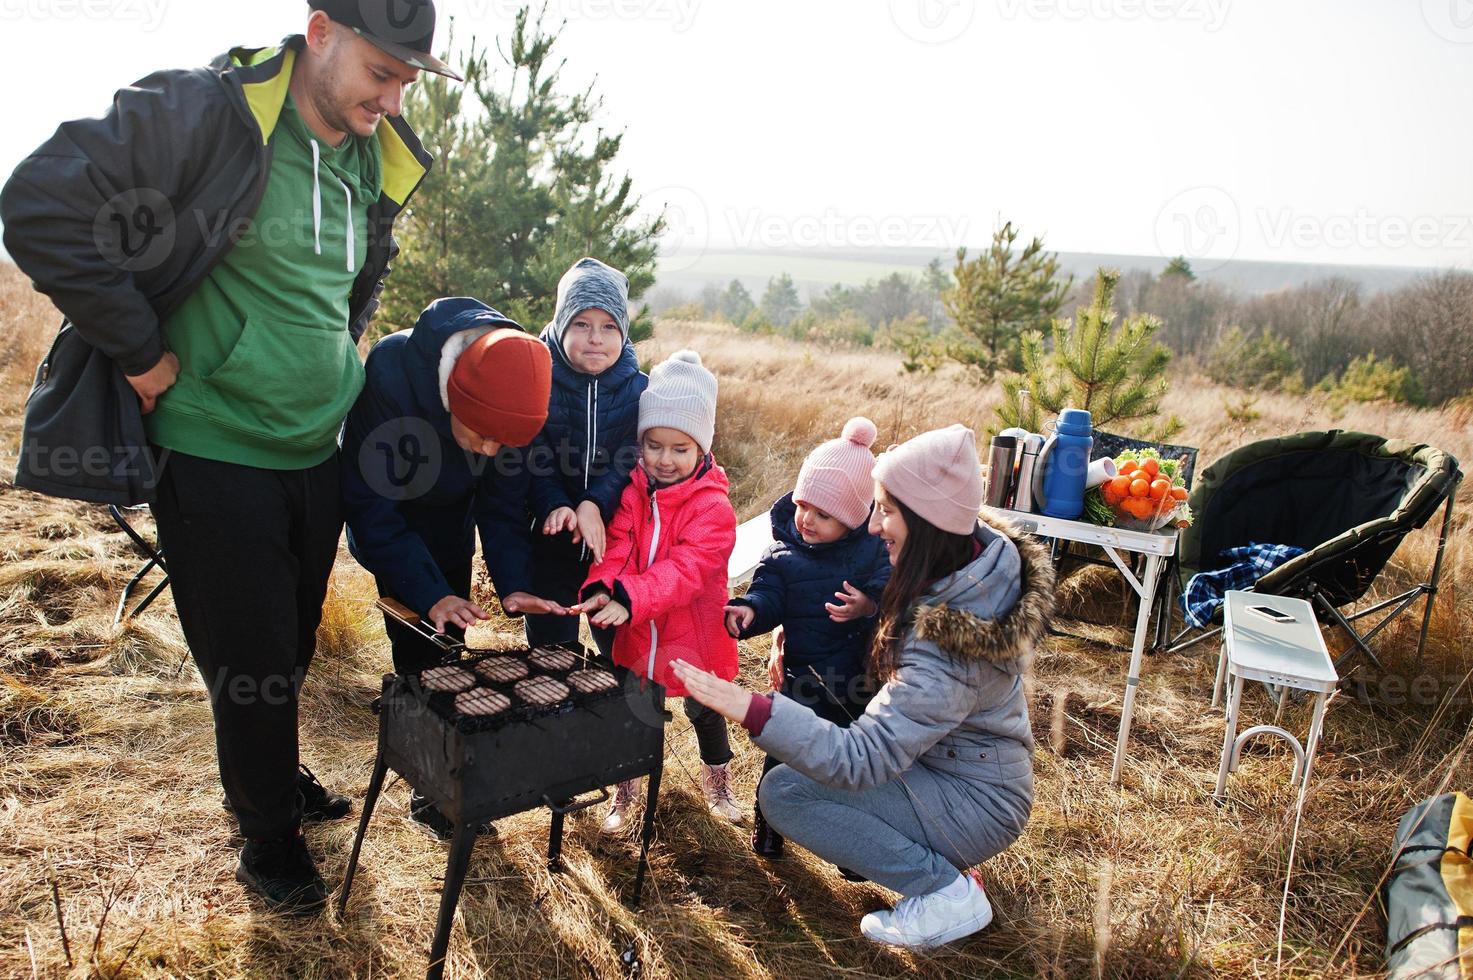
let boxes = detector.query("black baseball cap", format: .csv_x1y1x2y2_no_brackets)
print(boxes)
308,0,463,81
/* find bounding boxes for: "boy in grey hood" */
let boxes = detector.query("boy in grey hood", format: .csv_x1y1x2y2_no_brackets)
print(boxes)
525,258,649,647
675,424,1054,951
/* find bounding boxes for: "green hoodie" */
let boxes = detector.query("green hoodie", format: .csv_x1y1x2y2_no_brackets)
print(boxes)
147,88,383,469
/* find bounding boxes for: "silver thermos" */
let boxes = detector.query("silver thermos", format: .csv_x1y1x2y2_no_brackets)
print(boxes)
1011,433,1045,513
984,435,1018,510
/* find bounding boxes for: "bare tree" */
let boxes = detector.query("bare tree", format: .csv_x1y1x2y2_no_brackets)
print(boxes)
1366,271,1473,405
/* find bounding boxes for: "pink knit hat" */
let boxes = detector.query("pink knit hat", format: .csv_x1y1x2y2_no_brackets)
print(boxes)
872,424,984,536
793,418,880,529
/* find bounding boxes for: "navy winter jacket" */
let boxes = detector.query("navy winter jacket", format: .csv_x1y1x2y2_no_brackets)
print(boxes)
730,493,892,701
342,298,535,616
526,330,648,523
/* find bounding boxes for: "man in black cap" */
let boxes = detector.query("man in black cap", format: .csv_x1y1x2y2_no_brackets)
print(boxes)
2,2,458,916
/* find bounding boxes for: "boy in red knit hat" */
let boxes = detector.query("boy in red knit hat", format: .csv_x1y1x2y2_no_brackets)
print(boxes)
343,296,567,838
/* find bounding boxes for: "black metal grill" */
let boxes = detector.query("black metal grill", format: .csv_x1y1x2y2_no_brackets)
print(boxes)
339,600,669,980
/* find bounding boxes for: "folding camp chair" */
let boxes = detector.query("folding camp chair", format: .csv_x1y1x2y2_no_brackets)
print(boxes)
1168,431,1462,671
109,504,170,624
1049,431,1200,650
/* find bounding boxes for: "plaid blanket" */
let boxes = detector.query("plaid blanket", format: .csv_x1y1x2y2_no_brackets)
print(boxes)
1180,543,1306,628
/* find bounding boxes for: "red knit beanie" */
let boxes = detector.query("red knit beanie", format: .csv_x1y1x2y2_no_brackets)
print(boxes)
447,329,551,447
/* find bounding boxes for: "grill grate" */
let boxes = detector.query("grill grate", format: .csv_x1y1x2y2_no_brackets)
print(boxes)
411,646,627,735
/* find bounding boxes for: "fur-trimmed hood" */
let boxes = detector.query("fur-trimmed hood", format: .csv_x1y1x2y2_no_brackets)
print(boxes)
910,513,1055,674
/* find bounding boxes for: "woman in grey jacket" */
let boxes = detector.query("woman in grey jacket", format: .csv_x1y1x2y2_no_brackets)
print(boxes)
675,423,1053,949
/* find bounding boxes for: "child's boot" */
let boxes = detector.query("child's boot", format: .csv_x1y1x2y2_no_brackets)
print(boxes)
600,778,643,834
702,763,745,824
752,804,784,857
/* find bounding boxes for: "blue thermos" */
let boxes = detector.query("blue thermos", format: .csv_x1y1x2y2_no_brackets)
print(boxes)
1040,409,1093,520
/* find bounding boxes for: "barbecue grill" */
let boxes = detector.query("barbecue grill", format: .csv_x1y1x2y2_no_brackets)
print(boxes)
339,599,669,980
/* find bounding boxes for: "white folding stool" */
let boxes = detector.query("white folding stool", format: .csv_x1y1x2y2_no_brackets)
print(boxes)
1213,591,1338,801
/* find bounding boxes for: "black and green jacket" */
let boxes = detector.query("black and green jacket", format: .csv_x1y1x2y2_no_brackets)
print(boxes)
0,35,432,502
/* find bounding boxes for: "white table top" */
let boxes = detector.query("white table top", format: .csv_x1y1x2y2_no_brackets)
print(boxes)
728,513,774,588
1223,591,1338,692
999,507,1179,557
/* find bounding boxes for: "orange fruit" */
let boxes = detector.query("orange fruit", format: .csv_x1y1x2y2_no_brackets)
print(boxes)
1141,458,1160,479
1129,479,1151,498
1170,486,1189,501
1119,460,1138,476
1149,479,1171,500
1108,475,1133,498
1123,497,1155,519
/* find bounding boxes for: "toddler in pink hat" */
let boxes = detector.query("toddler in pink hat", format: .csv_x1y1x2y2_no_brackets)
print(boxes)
723,418,894,858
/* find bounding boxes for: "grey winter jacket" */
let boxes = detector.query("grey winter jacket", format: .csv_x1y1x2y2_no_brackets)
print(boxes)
753,515,1054,846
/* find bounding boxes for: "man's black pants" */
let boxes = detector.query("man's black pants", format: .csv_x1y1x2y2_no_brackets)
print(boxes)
151,449,341,841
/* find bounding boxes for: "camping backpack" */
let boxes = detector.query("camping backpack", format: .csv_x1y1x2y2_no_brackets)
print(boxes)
1383,792,1473,979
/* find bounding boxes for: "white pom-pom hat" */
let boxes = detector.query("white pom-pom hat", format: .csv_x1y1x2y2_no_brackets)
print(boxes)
793,417,881,530
638,349,719,453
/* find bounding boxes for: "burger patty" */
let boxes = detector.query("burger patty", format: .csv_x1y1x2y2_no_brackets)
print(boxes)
419,665,476,693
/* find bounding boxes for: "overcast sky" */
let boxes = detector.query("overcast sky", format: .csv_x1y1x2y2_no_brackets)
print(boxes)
3,0,1470,270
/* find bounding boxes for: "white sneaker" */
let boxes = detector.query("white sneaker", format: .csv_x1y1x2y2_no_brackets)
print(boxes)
860,874,994,948
600,779,643,834
701,763,745,824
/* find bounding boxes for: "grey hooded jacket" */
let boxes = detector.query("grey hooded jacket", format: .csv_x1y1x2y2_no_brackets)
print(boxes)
753,515,1055,856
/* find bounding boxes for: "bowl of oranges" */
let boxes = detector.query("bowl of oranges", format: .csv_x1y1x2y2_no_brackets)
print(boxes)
1088,449,1194,531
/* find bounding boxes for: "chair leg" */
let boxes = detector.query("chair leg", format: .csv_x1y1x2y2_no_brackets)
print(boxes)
1415,488,1457,671
1317,592,1384,672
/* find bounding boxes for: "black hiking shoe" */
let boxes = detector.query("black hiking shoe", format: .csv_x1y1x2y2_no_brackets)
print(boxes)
752,806,784,858
235,831,328,917
297,764,352,822
409,792,494,842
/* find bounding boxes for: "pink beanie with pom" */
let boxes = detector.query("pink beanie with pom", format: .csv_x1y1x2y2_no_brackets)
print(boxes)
793,418,880,529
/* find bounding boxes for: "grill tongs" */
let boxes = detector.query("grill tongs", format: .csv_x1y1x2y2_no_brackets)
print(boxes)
376,597,467,658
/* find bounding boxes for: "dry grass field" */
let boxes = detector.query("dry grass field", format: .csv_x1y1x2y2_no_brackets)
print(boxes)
1,264,1470,978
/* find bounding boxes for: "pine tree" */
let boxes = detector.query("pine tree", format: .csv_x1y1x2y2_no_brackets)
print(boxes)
718,280,755,323
996,269,1181,439
1162,255,1196,281
759,273,802,327
379,7,662,340
943,221,1072,378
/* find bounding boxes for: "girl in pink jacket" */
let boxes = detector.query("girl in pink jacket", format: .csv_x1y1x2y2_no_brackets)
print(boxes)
575,350,741,832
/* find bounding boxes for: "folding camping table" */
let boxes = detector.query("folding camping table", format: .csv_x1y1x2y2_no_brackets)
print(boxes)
1009,511,1179,783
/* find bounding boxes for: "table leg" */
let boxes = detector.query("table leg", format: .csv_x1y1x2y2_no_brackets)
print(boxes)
1111,554,1163,784
1214,673,1245,800
1211,640,1228,709
1298,691,1328,790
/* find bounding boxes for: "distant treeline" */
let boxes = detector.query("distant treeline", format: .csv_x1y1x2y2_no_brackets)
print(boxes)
659,256,1473,408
